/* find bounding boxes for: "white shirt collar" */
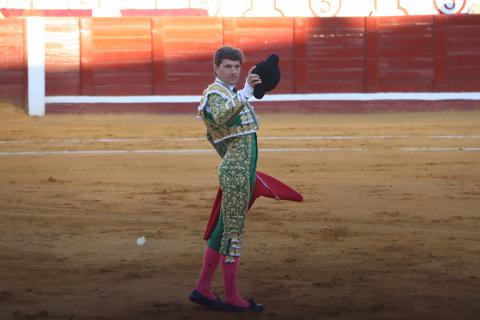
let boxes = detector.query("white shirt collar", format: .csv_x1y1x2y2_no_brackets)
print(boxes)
215,77,235,92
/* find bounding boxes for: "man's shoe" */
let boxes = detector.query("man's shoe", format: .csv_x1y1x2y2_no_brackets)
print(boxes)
189,290,223,310
218,299,265,312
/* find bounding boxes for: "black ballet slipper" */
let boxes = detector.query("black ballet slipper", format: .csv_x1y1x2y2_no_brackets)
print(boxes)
188,289,224,310
218,298,265,312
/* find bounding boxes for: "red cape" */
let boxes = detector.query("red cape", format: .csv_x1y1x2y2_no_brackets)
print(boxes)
203,171,303,240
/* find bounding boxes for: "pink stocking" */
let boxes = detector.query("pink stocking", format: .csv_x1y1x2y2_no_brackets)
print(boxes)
221,256,249,307
194,246,220,300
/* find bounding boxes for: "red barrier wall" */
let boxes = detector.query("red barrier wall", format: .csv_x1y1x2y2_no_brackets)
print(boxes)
46,18,80,95
152,17,223,95
374,16,435,92
0,19,26,108
444,15,480,91
299,17,366,92
1,15,480,110
80,18,153,95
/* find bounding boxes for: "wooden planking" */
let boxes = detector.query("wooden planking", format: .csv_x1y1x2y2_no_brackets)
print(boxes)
303,16,365,30
91,37,151,51
444,14,480,26
4,15,480,108
304,17,365,93
381,70,434,81
45,18,80,95
92,72,152,84
379,57,433,69
376,15,433,30
0,20,25,69
379,34,433,48
380,80,434,92
224,18,294,94
0,70,24,88
445,38,480,54
84,85,153,96
82,17,153,95
0,85,24,100
47,15,480,97
446,55,480,66
365,17,379,92
445,16,480,91
0,18,25,107
166,61,215,74
90,50,152,63
433,15,448,92
377,16,434,92
0,55,26,69
153,17,223,94
306,82,365,93
379,46,433,58
89,18,152,36
294,18,307,93
308,69,365,81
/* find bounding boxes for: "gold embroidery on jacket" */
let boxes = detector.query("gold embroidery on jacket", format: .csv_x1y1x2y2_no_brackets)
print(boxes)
198,83,258,144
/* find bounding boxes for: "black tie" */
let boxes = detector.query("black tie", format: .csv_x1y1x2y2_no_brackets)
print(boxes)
233,87,237,93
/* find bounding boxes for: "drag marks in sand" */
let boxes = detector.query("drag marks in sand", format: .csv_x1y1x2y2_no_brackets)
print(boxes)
1,134,480,156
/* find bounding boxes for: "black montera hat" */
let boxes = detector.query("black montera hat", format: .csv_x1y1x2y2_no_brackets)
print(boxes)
252,54,281,99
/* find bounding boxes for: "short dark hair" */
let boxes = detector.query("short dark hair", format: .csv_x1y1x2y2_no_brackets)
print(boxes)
214,46,244,66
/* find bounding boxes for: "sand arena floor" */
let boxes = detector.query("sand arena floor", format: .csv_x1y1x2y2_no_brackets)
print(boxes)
0,103,479,320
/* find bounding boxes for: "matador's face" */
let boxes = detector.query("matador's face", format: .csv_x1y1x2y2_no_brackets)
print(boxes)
215,59,241,86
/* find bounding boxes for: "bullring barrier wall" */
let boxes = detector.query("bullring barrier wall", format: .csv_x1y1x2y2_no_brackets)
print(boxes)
1,15,480,114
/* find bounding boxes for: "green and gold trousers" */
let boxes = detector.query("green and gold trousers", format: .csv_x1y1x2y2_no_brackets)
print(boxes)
207,133,258,263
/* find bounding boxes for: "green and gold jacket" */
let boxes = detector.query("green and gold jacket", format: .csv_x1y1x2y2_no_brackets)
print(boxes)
198,79,258,146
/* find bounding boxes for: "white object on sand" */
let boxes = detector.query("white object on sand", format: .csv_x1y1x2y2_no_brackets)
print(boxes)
136,236,146,246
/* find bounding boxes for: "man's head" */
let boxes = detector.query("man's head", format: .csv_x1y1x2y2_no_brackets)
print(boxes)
213,46,245,86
